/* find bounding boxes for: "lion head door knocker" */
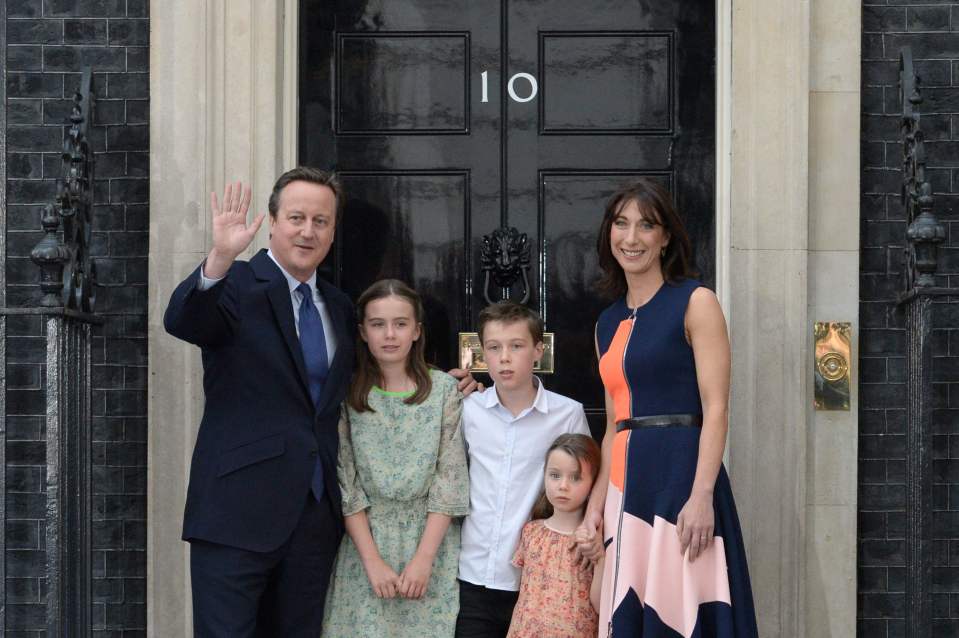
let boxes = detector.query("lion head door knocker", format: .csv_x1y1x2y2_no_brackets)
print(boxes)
459,227,554,374
480,226,531,305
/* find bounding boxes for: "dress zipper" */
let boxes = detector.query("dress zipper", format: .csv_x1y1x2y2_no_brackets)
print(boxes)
608,310,637,637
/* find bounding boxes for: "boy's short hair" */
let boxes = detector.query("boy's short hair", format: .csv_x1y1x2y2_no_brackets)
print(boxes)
477,302,544,345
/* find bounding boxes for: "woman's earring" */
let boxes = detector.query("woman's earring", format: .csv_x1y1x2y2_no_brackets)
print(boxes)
661,247,666,258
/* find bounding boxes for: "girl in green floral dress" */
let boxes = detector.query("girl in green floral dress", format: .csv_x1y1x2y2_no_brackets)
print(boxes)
322,279,469,637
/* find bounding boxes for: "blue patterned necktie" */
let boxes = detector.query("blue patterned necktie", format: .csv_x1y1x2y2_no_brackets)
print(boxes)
296,283,329,502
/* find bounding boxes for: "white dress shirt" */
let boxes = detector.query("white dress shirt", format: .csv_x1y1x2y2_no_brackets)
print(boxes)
458,378,590,591
197,250,337,359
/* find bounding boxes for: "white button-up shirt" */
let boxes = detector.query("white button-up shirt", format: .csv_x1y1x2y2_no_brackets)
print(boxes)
458,378,590,591
198,250,337,359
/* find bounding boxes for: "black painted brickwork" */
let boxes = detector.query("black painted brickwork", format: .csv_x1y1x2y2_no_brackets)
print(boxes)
862,2,959,636
5,0,149,634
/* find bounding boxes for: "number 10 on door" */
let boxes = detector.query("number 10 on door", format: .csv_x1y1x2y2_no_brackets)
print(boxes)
480,71,539,103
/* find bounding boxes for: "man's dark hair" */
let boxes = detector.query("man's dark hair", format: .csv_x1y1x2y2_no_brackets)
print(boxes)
268,167,343,219
477,301,544,345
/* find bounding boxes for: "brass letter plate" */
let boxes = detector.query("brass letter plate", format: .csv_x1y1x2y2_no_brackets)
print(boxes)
814,321,852,411
458,332,555,375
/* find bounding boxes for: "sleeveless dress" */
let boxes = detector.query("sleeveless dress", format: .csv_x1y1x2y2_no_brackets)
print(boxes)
595,280,757,638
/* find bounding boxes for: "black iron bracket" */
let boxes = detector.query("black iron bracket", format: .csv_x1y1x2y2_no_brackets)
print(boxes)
30,67,98,311
898,47,946,300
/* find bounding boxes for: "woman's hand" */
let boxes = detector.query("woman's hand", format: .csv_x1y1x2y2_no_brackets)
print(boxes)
574,510,605,565
676,489,715,562
362,556,400,599
397,552,434,599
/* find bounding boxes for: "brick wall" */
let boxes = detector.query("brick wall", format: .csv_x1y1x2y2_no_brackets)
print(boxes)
861,2,959,636
4,0,148,634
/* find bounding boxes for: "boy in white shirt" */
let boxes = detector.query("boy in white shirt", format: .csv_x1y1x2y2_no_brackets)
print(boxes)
456,302,591,637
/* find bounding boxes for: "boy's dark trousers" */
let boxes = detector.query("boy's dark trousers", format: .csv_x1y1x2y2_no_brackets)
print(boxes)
455,579,521,638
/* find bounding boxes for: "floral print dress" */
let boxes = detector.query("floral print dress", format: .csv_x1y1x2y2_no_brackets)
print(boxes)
507,519,599,637
322,370,470,638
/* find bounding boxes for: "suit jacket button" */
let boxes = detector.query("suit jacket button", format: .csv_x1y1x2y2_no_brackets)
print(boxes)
310,450,318,457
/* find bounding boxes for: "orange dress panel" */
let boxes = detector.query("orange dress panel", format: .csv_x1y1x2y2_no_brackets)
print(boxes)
597,318,633,424
598,317,634,493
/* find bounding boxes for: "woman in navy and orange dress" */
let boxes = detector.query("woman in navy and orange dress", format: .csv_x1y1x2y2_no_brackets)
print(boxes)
577,178,758,638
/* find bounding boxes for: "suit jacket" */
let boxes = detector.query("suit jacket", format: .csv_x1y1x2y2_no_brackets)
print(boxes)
164,249,354,552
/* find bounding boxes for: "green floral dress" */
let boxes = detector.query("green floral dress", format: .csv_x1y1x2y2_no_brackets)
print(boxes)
322,370,470,637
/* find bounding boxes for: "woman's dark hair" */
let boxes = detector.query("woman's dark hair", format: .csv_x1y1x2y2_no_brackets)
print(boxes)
531,434,602,520
348,279,432,412
596,177,695,298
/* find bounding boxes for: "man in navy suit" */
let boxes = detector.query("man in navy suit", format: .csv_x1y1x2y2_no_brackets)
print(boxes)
165,168,475,636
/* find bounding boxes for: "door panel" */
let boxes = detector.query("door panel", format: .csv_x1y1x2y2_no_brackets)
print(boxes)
337,33,470,133
300,0,715,436
539,172,672,413
540,33,672,133
336,171,469,367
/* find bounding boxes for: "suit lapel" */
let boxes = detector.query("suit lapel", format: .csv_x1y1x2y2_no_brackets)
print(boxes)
315,277,353,413
251,251,312,403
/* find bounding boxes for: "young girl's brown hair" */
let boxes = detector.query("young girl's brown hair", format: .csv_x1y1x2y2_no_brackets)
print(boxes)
531,434,602,520
347,279,432,412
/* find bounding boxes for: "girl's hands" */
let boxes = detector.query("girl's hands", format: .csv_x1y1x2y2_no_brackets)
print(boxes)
573,523,605,567
362,556,401,599
397,552,434,599
676,489,715,562
574,509,605,565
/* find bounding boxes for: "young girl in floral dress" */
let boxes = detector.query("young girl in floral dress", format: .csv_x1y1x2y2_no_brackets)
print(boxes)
507,433,602,637
323,280,470,637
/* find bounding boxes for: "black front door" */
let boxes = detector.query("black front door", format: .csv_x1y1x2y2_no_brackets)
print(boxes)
299,0,715,435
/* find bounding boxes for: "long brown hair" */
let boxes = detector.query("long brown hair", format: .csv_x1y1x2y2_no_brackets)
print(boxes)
531,434,602,520
347,279,432,412
596,177,695,298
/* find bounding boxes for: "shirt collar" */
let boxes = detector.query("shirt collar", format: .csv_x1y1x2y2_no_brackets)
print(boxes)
267,249,317,296
484,375,549,415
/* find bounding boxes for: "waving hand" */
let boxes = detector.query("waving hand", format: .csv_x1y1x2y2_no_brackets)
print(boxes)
204,181,265,279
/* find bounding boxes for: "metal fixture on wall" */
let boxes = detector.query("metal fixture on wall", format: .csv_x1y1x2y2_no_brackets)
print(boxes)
897,47,956,637
2,67,100,637
813,321,851,411
31,68,98,311
900,52,946,294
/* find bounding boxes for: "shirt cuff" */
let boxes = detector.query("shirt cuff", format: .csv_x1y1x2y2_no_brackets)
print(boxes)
197,261,225,291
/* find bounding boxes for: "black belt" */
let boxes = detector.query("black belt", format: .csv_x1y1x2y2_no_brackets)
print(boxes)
616,414,703,431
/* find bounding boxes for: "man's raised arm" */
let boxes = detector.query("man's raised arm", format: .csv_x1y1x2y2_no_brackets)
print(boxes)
163,181,264,346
